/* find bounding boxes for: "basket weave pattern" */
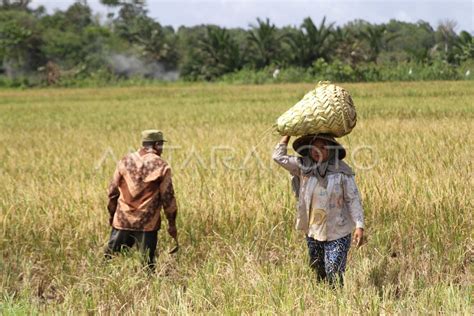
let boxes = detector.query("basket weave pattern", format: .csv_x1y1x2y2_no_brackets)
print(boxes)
276,83,357,137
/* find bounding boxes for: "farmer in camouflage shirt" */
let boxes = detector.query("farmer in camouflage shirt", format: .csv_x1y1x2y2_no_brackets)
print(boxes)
105,130,178,271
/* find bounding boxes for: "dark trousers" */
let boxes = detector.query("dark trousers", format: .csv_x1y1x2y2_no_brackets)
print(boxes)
104,228,158,271
306,234,351,286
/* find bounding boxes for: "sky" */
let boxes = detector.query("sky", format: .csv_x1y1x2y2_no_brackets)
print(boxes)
32,0,473,33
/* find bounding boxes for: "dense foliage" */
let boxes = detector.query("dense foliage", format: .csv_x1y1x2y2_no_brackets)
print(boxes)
0,0,473,86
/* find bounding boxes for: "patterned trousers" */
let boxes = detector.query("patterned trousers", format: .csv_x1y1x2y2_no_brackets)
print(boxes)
306,234,351,286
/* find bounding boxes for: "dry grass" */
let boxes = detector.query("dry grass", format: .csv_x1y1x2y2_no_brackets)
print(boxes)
0,81,472,314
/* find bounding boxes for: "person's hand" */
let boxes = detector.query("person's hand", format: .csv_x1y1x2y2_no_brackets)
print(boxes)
168,225,179,254
280,136,290,145
353,228,364,248
168,225,178,240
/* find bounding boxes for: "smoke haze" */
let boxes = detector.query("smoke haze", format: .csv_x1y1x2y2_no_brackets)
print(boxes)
108,54,180,81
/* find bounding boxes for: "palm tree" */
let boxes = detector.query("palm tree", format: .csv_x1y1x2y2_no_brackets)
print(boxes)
198,26,242,75
247,18,284,68
287,17,335,67
333,26,365,66
453,31,474,63
301,17,335,63
437,20,457,54
359,25,399,63
181,26,242,80
135,25,178,69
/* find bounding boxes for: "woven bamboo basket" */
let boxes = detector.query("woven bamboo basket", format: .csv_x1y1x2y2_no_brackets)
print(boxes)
276,82,357,137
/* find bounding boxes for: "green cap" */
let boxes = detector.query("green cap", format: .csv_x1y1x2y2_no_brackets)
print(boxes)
141,129,167,142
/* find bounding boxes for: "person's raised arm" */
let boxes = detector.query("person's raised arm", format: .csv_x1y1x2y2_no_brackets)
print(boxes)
272,136,300,176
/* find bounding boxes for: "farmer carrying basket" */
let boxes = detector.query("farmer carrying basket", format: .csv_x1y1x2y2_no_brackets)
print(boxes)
273,82,365,286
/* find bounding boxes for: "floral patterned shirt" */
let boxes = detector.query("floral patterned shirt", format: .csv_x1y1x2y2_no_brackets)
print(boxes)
273,143,364,241
107,147,177,232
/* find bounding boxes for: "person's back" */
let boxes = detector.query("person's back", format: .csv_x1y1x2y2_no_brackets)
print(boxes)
105,130,177,271
109,147,176,231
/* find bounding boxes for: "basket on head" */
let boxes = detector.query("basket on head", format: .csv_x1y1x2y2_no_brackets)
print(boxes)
276,81,357,137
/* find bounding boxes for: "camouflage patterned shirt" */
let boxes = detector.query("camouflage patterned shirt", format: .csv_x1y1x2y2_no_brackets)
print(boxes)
107,147,177,232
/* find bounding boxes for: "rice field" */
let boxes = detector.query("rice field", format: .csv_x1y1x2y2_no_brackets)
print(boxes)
0,81,472,314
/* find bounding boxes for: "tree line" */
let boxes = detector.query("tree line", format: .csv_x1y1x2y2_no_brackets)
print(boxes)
1,0,473,86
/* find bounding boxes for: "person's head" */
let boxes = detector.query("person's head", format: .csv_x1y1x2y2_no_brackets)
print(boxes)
141,129,166,155
309,138,329,163
292,133,346,161
142,140,164,155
